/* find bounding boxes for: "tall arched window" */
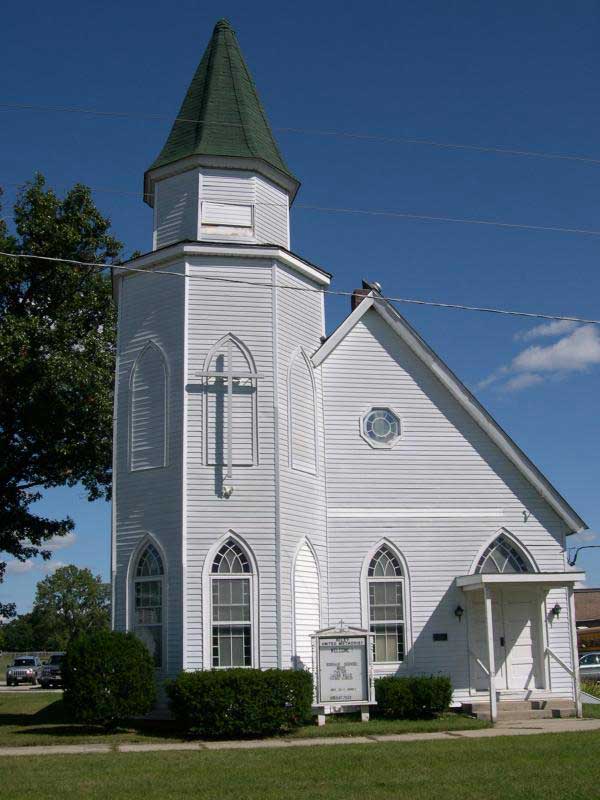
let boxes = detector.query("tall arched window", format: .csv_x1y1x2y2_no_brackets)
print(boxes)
211,538,254,667
288,349,317,474
133,543,164,667
203,334,258,467
129,341,168,471
476,534,532,574
367,545,405,663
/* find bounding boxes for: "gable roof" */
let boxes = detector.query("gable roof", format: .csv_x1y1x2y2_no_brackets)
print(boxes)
312,284,586,534
146,19,298,196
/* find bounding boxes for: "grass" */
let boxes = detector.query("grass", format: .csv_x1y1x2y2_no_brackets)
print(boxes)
0,692,486,747
1,732,600,799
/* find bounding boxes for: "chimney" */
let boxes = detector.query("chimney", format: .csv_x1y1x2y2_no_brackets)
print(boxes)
351,287,370,311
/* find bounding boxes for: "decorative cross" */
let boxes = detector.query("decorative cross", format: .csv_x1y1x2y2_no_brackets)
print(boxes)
193,338,261,482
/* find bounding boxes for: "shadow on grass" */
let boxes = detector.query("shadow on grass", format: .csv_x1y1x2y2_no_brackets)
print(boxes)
1,699,186,741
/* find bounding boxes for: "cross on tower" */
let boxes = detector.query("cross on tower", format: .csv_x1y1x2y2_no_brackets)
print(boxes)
193,338,261,483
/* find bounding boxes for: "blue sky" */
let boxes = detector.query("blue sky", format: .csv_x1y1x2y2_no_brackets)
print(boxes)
1,1,599,612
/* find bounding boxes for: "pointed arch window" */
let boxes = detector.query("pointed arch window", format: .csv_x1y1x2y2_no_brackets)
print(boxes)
133,543,164,668
288,349,318,474
367,546,405,663
202,334,258,469
476,534,532,574
129,342,168,471
211,539,254,667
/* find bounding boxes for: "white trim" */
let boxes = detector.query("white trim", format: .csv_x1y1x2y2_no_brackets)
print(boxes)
288,347,319,475
360,539,413,669
328,508,503,519
128,340,169,472
358,404,404,450
312,291,585,533
181,259,189,669
125,534,169,674
272,264,282,668
110,285,123,631
457,572,585,590
118,243,330,287
468,527,539,575
201,531,260,670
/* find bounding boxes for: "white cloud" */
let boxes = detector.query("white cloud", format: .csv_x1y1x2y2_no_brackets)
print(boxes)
478,325,600,393
39,560,66,575
5,559,35,575
515,319,578,342
45,532,77,552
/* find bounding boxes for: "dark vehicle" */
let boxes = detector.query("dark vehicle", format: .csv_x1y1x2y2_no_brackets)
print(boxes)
5,656,42,686
39,653,65,688
580,651,600,683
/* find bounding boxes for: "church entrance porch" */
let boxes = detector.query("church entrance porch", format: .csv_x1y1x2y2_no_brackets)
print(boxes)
456,572,584,722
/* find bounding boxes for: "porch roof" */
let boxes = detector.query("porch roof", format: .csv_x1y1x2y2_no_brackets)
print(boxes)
456,572,585,591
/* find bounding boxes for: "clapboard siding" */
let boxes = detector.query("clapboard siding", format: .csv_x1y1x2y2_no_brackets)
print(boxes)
184,257,279,669
293,541,320,669
154,172,198,249
113,264,185,677
288,349,317,474
254,176,289,247
320,307,575,697
274,264,328,668
129,343,167,470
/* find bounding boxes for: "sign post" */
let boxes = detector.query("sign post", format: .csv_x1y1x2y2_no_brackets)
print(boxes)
311,622,375,724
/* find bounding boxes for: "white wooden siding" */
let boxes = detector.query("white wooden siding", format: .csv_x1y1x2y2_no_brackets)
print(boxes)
293,541,320,669
154,172,198,249
288,350,317,474
129,343,167,471
254,176,289,247
113,263,185,677
320,307,574,697
201,201,253,227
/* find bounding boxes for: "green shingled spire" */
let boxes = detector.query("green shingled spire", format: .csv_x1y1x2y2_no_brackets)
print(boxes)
148,19,298,187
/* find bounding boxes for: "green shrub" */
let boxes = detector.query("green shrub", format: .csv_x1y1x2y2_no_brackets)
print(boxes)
374,675,452,719
63,630,156,728
582,680,600,699
166,668,313,739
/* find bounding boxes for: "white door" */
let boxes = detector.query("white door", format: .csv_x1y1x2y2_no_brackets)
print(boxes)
468,588,540,693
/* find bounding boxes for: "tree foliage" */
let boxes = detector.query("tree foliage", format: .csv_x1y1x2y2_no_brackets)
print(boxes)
0,565,110,651
0,175,122,614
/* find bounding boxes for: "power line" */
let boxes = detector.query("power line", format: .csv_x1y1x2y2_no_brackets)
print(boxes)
2,101,600,167
2,250,599,326
3,180,600,239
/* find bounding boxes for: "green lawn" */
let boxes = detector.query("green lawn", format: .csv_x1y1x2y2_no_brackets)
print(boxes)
0,692,486,747
1,732,600,799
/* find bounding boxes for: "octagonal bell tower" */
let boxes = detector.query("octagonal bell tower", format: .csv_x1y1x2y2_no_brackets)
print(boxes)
112,20,330,679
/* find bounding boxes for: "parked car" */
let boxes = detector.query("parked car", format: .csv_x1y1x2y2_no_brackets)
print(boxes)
5,656,42,686
580,651,600,682
38,653,65,689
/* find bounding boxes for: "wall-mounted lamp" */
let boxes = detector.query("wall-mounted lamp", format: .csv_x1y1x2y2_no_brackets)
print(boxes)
221,484,234,499
454,605,464,622
550,603,562,619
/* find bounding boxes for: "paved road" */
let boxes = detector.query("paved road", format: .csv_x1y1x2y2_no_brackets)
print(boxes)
0,681,61,693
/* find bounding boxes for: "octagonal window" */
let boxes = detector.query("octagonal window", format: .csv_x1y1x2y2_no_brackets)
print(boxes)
362,407,401,447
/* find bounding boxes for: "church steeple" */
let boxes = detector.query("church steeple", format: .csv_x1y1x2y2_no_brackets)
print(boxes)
145,19,299,205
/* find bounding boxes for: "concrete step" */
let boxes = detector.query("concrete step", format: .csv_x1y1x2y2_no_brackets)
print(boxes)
461,699,577,721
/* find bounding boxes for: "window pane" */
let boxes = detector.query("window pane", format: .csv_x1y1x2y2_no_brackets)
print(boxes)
135,624,162,667
212,625,252,667
371,623,404,662
369,581,403,621
212,578,250,623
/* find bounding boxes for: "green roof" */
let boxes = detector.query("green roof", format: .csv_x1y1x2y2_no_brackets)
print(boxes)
148,19,297,187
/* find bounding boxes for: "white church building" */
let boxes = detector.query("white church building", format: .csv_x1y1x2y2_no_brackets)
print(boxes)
112,19,586,720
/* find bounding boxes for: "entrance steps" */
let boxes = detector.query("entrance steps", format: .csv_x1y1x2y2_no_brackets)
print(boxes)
461,698,577,721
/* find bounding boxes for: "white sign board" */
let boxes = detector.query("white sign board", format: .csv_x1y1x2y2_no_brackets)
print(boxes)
317,635,369,705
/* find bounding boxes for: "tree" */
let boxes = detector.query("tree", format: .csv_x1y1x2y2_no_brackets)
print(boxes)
0,612,37,652
0,175,122,615
32,565,110,650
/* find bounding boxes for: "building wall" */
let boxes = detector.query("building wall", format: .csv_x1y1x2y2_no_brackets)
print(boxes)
113,262,185,677
154,172,198,249
319,307,575,698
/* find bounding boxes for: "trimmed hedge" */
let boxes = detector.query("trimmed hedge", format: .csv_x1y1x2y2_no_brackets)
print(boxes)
166,668,313,739
374,675,452,719
63,630,156,728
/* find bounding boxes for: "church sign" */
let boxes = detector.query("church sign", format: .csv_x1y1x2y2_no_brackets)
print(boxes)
312,625,375,709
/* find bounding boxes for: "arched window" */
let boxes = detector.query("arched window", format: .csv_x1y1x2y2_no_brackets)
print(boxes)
367,545,405,663
129,342,168,471
211,538,254,667
203,334,258,467
288,349,317,474
476,534,532,574
133,543,164,667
